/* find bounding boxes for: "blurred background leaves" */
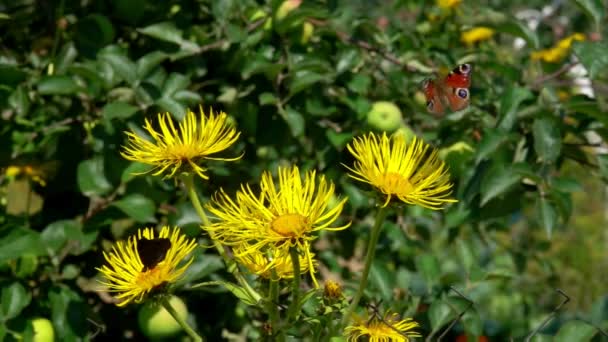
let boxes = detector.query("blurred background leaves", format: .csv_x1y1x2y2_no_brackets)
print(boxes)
0,0,607,340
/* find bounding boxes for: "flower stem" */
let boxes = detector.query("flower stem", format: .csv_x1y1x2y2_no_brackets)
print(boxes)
340,205,389,327
161,297,203,342
286,247,301,322
267,276,283,341
181,173,261,305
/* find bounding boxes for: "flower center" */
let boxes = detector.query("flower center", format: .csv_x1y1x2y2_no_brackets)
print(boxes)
135,265,166,289
270,213,309,237
377,172,414,196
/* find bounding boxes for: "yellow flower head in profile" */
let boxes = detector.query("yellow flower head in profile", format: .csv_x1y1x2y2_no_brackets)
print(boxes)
205,165,350,287
437,0,461,9
97,226,197,306
531,33,585,63
234,244,312,280
121,107,241,179
344,311,421,342
461,27,495,46
345,133,456,209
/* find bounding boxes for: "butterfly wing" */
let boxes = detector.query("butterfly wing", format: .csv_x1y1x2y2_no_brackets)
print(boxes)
443,63,472,112
422,78,446,115
137,238,172,271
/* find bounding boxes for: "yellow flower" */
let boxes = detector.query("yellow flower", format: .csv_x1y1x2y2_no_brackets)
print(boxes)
234,244,312,279
4,162,58,187
97,226,197,306
461,27,495,46
121,107,241,179
323,280,343,300
205,165,350,287
531,33,585,63
345,133,456,209
344,311,421,342
436,0,461,9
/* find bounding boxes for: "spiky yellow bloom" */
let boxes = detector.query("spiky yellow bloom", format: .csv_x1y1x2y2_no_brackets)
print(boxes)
323,280,343,300
345,311,421,342
205,165,350,287
234,244,312,280
97,226,197,306
121,107,241,179
436,0,461,9
461,27,495,46
531,33,585,63
345,133,456,209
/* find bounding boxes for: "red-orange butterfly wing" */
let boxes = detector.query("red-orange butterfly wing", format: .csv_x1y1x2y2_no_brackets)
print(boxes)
444,63,472,112
422,78,446,115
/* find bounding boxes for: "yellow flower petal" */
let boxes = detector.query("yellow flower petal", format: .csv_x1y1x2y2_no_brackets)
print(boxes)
461,27,495,46
345,310,421,341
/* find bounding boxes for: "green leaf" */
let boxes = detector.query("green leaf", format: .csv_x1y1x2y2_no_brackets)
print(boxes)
495,18,539,49
37,76,79,95
369,260,393,299
176,252,223,285
77,157,113,197
497,86,533,131
0,282,31,321
49,286,87,340
121,162,153,183
0,65,27,86
0,228,45,262
573,41,608,80
564,97,608,126
554,320,597,342
190,281,261,306
480,165,522,206
532,117,561,164
428,301,454,331
138,22,187,46
415,253,441,285
475,129,508,163
40,220,82,256
537,197,557,238
162,73,189,96
289,70,327,97
99,50,137,85
259,92,278,106
571,0,604,30
157,97,186,120
136,51,168,79
112,194,156,223
101,102,139,121
283,106,305,137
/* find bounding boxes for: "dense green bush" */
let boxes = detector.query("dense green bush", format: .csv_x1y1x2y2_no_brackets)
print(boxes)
1,0,607,340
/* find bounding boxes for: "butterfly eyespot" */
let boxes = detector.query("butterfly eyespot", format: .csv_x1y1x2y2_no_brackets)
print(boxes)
459,64,471,73
456,88,469,99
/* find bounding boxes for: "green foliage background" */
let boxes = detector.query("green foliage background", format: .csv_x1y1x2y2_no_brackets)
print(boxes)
1,0,608,340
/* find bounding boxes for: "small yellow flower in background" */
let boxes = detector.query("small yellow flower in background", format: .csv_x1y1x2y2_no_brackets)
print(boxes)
461,27,495,46
234,244,312,280
5,162,58,187
121,107,241,179
344,311,421,341
531,33,585,63
205,165,350,287
345,133,456,209
97,226,197,306
436,0,461,9
323,280,343,300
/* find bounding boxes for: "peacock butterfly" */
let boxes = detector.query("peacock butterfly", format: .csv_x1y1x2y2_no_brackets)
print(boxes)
422,63,472,115
137,237,171,271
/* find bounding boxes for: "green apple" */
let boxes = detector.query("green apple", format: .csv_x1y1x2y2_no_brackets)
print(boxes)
29,317,55,342
366,101,403,132
392,125,415,142
276,0,301,21
138,296,189,339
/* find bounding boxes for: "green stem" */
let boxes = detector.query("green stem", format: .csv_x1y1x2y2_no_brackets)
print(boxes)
181,174,261,304
267,277,283,340
340,205,389,327
286,247,301,323
161,297,203,342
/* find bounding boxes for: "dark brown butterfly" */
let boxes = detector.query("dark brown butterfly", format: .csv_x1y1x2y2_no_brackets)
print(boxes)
137,238,171,271
422,63,473,114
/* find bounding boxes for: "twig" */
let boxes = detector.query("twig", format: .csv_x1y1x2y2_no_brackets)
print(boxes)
437,287,474,341
531,62,578,89
525,289,570,341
